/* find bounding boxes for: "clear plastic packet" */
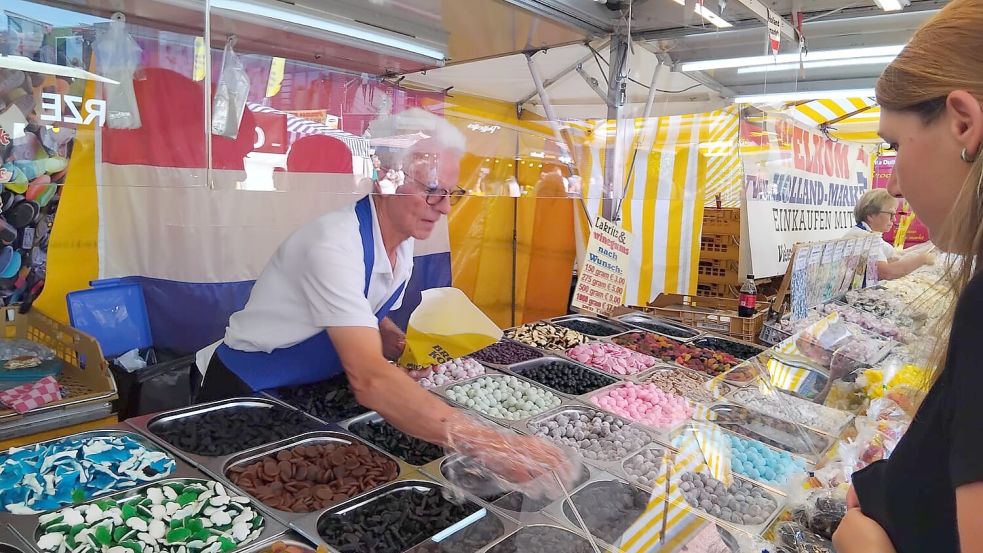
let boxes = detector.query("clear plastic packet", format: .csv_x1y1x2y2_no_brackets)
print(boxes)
773,521,834,553
212,39,250,139
93,15,143,129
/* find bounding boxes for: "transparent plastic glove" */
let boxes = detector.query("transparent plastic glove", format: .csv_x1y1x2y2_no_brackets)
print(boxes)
212,40,250,138
443,412,582,500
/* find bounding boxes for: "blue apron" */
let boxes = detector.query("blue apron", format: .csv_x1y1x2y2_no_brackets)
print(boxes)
215,196,406,391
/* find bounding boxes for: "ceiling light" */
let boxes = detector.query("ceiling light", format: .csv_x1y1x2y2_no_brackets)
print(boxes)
873,0,905,11
210,0,445,61
733,89,876,104
736,56,897,74
671,0,733,28
680,45,903,72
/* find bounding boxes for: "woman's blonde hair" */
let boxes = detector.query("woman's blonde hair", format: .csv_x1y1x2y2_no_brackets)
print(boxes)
876,0,983,387
854,188,897,226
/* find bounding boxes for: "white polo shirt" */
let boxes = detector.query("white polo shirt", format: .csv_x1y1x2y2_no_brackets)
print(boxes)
224,197,414,353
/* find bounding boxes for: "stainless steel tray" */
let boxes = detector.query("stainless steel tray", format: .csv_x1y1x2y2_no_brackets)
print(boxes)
690,334,768,361
579,381,690,443
126,397,326,474
432,374,566,426
548,315,632,339
10,477,287,553
293,479,493,552
629,366,735,406
469,339,550,371
499,356,624,401
664,463,786,538
724,384,855,438
0,424,203,519
703,403,835,463
473,523,603,553
604,332,748,386
215,431,411,528
612,313,703,342
337,411,447,468
232,531,318,553
539,470,658,552
0,521,38,553
515,405,670,476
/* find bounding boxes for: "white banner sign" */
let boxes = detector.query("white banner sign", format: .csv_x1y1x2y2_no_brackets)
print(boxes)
572,216,632,315
744,116,872,277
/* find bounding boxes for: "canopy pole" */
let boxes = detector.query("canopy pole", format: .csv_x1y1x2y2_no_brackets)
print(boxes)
617,59,664,218
604,33,630,223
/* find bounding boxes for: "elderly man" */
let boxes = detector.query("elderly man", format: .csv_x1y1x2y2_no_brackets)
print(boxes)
196,115,574,488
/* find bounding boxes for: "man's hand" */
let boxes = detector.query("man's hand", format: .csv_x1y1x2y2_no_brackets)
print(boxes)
379,318,406,362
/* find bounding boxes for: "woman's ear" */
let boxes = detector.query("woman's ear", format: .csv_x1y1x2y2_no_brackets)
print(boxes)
946,90,983,156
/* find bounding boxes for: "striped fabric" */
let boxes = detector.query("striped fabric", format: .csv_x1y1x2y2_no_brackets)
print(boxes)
247,103,370,157
575,109,740,307
788,98,882,144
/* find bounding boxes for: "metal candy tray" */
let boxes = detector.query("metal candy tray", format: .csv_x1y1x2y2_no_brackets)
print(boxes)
724,384,855,438
214,431,413,531
500,356,624,401
601,333,744,385
630,366,734,406
579,381,690,443
0,424,194,519
431,373,567,426
663,462,786,538
515,405,671,479
548,315,632,339
612,313,702,342
233,531,319,553
538,470,656,552
337,411,446,469
702,403,835,463
126,397,327,474
0,523,34,553
8,477,287,553
690,334,767,362
469,339,549,372
299,479,502,552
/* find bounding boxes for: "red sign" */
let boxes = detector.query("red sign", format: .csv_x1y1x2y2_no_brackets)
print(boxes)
251,111,288,154
873,155,928,247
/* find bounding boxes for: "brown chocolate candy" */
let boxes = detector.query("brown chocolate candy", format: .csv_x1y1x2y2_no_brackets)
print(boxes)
227,441,398,513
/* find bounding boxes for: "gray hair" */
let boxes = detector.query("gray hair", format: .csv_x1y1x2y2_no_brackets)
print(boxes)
368,108,466,171
854,188,897,225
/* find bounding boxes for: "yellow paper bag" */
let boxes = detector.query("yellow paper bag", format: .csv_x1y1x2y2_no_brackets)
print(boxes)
399,288,503,367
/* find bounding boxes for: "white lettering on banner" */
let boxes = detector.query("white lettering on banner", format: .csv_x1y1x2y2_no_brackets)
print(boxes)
39,93,107,127
572,216,633,315
745,116,873,276
467,122,500,134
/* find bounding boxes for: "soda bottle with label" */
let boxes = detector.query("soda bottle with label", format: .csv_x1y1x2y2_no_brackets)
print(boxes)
738,274,757,317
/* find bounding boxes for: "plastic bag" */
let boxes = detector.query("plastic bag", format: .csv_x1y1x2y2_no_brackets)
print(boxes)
211,40,250,139
399,288,502,367
93,16,142,129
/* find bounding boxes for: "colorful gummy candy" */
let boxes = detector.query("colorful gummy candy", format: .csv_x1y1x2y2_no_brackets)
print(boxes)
36,480,264,553
0,434,175,514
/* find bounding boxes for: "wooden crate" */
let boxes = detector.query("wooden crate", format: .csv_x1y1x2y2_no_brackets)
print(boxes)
702,208,741,235
700,233,740,261
0,308,116,424
696,282,735,299
697,258,741,285
643,293,769,343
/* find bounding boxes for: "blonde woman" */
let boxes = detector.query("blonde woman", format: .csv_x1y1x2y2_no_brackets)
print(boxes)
844,188,934,280
833,1,983,551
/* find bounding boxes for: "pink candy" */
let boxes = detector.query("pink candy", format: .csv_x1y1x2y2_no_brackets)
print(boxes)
590,382,693,429
566,342,656,376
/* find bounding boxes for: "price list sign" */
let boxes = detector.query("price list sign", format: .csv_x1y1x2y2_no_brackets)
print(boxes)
572,216,633,314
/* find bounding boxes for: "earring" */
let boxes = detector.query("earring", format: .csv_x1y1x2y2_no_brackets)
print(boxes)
962,146,982,163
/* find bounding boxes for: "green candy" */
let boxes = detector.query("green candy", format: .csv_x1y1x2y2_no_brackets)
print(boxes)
93,526,111,546
166,527,192,543
112,526,129,541
219,537,236,552
169,518,184,529
70,524,86,538
186,518,204,533
71,489,87,504
120,540,141,553
121,504,137,519
46,523,70,534
176,492,198,506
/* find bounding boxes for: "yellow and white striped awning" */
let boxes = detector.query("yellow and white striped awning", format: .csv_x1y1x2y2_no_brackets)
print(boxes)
787,97,882,144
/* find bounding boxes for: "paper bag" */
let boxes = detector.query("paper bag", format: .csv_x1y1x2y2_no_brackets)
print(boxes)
399,288,502,367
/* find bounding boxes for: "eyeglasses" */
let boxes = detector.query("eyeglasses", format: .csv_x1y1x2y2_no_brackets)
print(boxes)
407,176,467,206
879,210,910,220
